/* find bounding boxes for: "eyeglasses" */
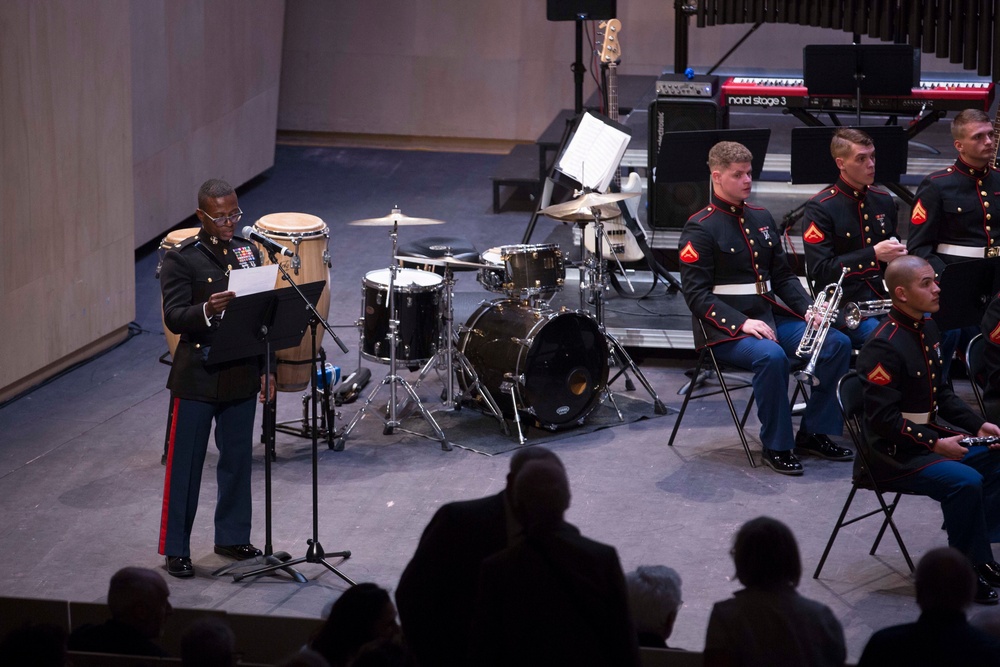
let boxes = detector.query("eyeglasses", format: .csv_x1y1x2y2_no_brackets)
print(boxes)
200,208,243,226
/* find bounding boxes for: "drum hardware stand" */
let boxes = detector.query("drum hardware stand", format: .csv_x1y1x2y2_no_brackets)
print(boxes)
586,207,669,417
501,376,527,445
268,348,338,457
336,221,450,451
403,254,509,435
223,251,355,586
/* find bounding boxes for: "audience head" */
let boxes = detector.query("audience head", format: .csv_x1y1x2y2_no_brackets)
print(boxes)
0,623,68,667
506,446,563,493
885,255,939,318
512,456,571,534
181,617,236,667
311,583,399,667
915,547,977,613
107,566,172,639
731,516,802,589
626,565,683,642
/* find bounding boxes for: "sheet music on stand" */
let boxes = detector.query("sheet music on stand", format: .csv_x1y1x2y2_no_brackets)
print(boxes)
555,111,632,193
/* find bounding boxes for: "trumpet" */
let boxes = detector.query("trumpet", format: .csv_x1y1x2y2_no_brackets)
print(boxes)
843,299,893,329
795,268,848,386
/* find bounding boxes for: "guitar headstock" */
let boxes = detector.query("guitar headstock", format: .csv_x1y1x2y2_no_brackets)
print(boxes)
598,19,622,65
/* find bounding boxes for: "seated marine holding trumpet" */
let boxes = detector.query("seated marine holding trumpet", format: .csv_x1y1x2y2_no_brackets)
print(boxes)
679,141,853,476
802,128,906,347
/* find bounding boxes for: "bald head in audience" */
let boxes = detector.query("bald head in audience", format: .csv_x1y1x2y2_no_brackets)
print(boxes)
107,567,172,640
915,547,978,613
511,455,570,534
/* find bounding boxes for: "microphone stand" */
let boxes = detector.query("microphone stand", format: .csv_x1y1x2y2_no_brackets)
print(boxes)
218,246,355,586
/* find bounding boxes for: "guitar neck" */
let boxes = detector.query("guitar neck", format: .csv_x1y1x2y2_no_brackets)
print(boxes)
606,62,620,190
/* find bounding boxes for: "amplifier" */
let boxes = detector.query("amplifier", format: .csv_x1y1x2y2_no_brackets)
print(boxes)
656,73,719,98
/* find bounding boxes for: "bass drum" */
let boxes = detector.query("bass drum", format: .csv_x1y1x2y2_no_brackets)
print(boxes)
459,300,608,428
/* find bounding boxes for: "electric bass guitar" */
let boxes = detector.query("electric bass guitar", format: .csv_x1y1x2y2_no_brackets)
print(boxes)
584,18,646,262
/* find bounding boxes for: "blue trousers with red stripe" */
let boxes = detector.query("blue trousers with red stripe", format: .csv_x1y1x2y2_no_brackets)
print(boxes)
159,395,256,558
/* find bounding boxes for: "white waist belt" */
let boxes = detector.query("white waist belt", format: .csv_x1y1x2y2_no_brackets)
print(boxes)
901,411,934,424
936,243,1000,259
713,280,771,296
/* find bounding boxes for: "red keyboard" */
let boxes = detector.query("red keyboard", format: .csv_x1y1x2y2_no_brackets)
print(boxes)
721,76,994,112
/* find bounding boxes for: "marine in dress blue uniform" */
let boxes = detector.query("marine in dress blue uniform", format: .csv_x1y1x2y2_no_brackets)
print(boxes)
679,141,852,475
858,255,1000,604
158,179,271,577
802,128,905,347
906,109,1000,380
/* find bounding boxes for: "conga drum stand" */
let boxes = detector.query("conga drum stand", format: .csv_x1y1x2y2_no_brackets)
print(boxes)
336,222,449,451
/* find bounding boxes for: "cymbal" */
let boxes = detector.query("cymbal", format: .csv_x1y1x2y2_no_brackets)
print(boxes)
540,191,638,222
394,254,485,269
349,208,445,226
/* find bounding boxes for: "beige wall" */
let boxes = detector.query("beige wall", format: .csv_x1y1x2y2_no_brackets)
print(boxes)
278,1,975,142
0,0,135,400
131,0,286,247
0,0,286,400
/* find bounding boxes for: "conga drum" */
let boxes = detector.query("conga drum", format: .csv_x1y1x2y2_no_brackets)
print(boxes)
251,213,332,391
157,227,201,357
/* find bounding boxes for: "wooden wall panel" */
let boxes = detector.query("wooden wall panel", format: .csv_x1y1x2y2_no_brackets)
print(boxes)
131,0,286,247
278,0,978,142
0,0,135,400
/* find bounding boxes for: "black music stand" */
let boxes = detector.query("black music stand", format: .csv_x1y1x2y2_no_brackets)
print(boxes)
804,44,918,126
651,128,770,229
208,281,354,586
933,259,1000,331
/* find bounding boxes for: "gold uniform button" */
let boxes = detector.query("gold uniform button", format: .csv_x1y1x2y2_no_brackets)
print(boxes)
917,371,921,376
227,264,232,271
986,202,991,208
846,232,852,238
208,277,213,283
195,343,201,349
865,225,870,231
866,238,871,243
754,251,759,257
721,318,727,323
983,191,988,196
731,248,736,252
707,206,713,212
860,202,865,208
917,432,922,438
745,228,750,233
711,311,717,316
907,427,912,432
731,325,737,330
750,240,755,245
958,207,963,212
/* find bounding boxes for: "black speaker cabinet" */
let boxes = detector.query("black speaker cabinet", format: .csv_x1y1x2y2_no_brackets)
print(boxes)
547,0,616,21
648,98,728,229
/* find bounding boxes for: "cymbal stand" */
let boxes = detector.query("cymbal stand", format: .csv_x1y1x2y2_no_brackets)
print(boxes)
336,222,450,451
410,261,509,434
587,208,669,416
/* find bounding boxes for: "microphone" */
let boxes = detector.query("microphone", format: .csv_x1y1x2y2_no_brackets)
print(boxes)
241,226,294,257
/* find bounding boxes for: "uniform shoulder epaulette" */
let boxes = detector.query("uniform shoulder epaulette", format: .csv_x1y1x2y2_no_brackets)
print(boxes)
176,236,200,250
744,202,766,211
692,206,714,223
928,166,956,179
812,187,837,202
869,185,892,196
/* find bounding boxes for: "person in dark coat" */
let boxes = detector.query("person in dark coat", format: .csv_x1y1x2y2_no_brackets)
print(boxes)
158,178,274,577
858,255,1000,604
859,547,1000,666
704,517,846,667
469,456,640,667
395,446,563,666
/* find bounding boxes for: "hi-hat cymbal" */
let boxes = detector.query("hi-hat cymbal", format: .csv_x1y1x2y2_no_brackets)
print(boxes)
540,191,639,222
349,208,445,226
394,254,485,269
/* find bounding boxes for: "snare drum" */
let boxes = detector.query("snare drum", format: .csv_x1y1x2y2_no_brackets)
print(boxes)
458,300,608,428
252,213,331,391
361,268,443,364
157,227,201,357
476,244,564,301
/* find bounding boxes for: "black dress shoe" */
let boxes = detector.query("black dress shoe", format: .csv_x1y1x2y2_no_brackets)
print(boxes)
976,561,1000,587
165,556,194,578
975,575,999,605
795,432,854,461
214,544,263,560
762,449,804,476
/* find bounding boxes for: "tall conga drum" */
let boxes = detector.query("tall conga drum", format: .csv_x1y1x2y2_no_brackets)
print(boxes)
251,213,332,391
157,227,202,357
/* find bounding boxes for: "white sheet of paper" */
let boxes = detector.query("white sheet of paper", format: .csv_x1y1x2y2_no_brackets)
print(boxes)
556,112,631,192
227,264,279,296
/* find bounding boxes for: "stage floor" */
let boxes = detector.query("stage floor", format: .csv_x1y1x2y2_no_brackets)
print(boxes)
0,137,991,662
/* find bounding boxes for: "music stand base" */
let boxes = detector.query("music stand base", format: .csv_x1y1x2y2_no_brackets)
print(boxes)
231,541,355,585
212,552,307,583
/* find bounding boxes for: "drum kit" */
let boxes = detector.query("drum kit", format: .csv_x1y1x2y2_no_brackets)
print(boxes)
336,192,666,447
157,193,666,451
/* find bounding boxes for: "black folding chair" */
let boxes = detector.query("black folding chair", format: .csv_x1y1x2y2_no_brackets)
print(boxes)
813,370,918,578
966,333,987,418
668,319,809,467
